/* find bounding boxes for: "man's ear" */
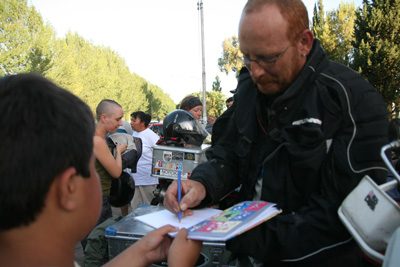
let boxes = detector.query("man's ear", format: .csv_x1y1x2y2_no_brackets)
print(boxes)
56,167,79,211
299,29,314,57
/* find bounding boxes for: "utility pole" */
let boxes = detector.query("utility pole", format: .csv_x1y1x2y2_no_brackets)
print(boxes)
197,0,207,125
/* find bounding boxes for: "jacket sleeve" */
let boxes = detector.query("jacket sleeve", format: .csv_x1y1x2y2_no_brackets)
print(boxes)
190,103,243,207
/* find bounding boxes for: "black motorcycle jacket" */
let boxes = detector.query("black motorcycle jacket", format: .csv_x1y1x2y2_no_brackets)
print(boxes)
189,39,389,264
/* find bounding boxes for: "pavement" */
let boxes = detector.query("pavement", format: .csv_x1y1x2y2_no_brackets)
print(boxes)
74,206,133,265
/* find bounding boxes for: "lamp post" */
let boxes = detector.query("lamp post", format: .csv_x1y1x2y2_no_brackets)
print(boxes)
197,0,207,126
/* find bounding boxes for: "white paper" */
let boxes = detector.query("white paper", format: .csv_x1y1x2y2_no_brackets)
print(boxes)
135,208,221,235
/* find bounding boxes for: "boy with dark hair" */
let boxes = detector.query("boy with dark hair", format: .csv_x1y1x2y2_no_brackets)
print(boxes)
0,73,201,267
129,111,160,210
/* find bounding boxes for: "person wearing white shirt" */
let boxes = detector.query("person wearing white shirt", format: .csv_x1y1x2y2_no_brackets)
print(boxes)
129,111,160,210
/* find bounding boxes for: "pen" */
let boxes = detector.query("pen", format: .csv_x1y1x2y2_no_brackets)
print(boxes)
177,170,182,223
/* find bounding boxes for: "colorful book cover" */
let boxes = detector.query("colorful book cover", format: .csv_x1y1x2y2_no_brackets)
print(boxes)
186,201,281,241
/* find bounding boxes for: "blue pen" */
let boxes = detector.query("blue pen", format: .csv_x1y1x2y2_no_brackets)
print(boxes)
177,170,182,222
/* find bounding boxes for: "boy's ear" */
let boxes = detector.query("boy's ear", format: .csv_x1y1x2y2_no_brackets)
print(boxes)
56,167,79,211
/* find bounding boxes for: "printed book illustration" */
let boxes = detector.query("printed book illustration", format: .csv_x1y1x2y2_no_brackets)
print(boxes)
135,201,281,242
186,201,281,241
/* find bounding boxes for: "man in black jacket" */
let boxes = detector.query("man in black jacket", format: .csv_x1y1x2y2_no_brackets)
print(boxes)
164,0,389,266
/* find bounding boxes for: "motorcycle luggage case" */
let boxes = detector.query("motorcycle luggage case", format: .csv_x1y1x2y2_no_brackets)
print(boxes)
151,144,210,180
105,205,234,267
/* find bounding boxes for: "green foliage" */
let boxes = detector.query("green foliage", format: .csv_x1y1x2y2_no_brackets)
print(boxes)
217,36,243,78
46,32,149,116
312,0,326,39
0,0,54,75
312,0,356,65
212,75,222,92
352,0,400,115
143,83,176,121
192,91,226,117
1,0,175,121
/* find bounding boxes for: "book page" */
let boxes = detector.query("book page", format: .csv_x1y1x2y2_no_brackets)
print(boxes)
135,208,222,234
135,201,281,241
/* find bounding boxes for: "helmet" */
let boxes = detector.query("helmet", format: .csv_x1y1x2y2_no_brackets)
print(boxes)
163,110,208,146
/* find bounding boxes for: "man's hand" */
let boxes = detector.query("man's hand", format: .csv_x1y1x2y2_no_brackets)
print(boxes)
163,180,207,218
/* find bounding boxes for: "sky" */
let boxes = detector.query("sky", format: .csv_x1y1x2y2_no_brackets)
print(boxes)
29,0,363,104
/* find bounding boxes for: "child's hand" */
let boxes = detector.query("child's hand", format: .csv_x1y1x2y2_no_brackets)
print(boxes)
134,225,178,265
104,225,179,267
168,228,203,267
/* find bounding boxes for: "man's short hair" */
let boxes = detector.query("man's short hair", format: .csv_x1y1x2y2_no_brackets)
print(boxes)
243,0,309,42
131,111,152,128
96,99,122,121
0,74,95,231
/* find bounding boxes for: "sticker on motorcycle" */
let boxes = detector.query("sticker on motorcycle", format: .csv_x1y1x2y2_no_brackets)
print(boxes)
163,151,172,162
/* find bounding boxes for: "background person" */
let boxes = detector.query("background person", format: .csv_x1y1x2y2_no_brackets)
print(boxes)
80,99,128,250
225,97,234,109
0,73,202,267
180,95,203,121
129,111,160,210
94,99,127,224
180,95,212,142
164,0,389,266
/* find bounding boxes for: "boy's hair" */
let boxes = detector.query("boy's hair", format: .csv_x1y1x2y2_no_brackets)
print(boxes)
0,74,95,231
226,97,234,103
131,111,152,128
96,99,122,121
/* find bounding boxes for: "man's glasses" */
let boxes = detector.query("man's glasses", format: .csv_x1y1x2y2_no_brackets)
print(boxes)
241,43,291,69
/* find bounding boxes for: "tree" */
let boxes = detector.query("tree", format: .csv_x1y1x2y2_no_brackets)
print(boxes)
212,75,222,92
312,1,356,65
143,83,175,120
1,0,176,120
352,0,400,116
326,2,356,65
123,73,150,116
0,0,54,75
312,0,326,41
47,32,149,116
217,36,243,78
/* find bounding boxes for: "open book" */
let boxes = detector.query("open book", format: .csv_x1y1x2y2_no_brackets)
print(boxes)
135,201,281,241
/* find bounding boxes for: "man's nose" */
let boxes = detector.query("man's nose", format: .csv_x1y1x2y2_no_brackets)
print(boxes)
249,62,265,79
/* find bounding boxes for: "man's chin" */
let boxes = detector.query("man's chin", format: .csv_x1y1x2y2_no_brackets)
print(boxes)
257,83,281,95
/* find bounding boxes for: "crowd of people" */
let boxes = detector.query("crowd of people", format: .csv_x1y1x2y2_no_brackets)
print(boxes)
1,0,398,266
